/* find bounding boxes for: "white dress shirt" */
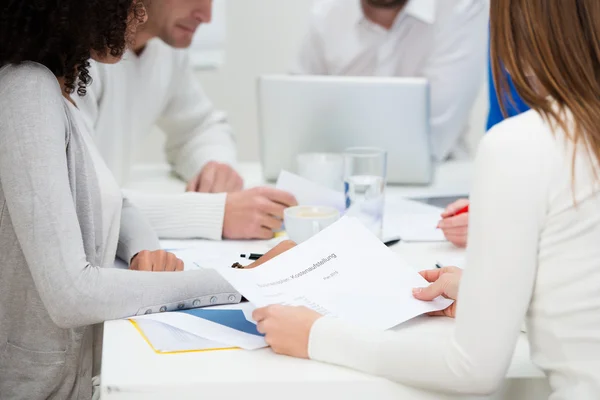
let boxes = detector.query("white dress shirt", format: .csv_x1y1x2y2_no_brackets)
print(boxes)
294,0,489,161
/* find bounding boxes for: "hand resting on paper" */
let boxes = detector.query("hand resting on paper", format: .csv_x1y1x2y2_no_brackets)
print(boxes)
438,199,470,248
253,304,322,359
130,250,184,272
412,266,462,318
249,241,318,358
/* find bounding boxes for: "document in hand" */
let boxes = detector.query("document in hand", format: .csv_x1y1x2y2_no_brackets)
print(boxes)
218,217,453,331
276,170,345,211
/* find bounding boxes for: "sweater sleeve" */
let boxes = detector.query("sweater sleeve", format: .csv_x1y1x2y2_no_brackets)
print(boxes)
158,51,237,182
123,189,226,241
117,197,162,263
308,119,551,395
0,64,240,330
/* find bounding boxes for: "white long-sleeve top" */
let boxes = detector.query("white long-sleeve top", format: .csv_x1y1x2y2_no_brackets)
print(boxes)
308,109,600,398
293,0,489,161
77,39,236,240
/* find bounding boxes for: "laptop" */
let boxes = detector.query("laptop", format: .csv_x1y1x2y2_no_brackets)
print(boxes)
257,75,433,185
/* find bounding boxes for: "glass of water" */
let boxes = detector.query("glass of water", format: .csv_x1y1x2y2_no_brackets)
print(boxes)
343,147,387,239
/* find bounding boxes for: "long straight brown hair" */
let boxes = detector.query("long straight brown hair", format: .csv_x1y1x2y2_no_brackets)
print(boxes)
490,0,600,176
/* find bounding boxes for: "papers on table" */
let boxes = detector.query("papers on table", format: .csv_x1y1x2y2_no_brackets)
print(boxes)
129,217,454,353
382,197,446,242
129,303,266,353
130,319,233,353
383,213,446,243
160,238,280,271
276,170,345,212
218,217,453,331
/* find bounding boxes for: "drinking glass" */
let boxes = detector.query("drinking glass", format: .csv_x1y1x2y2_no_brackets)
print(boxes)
343,147,387,239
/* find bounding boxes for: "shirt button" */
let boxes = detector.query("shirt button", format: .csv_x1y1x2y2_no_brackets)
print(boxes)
228,295,236,302
159,306,167,312
145,309,152,315
193,300,201,307
177,303,185,310
210,296,218,304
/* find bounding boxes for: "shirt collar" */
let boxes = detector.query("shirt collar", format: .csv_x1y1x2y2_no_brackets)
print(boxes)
355,0,437,27
403,0,437,25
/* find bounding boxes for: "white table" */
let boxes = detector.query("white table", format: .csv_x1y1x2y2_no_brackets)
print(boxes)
101,162,549,400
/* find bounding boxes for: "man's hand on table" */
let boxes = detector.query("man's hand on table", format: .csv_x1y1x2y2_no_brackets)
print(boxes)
223,188,298,240
186,161,244,193
130,250,184,272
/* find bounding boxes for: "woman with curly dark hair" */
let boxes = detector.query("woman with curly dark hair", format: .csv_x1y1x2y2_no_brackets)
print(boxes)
0,2,241,399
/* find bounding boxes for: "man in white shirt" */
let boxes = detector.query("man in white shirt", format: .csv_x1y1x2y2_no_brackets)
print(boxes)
294,0,489,160
78,0,296,241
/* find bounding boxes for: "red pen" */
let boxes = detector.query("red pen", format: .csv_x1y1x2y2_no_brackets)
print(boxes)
437,204,470,229
453,205,469,216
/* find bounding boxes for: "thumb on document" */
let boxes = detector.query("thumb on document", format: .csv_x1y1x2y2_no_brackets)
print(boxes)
412,266,462,318
413,281,447,301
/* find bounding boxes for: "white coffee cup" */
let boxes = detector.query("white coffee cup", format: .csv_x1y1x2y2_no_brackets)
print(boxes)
284,206,341,244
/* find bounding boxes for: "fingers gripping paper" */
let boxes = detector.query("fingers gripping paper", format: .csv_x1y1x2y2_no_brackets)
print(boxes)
218,217,453,331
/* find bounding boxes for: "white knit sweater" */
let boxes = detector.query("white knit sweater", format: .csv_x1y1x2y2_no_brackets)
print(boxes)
309,110,600,398
77,38,236,240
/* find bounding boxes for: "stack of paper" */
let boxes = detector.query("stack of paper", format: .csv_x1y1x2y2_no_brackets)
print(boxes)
129,303,266,354
131,319,233,353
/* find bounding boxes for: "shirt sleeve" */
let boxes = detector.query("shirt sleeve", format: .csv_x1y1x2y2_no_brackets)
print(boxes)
308,120,551,395
0,65,240,331
117,197,162,263
291,6,329,75
424,0,490,161
123,189,226,241
157,52,237,182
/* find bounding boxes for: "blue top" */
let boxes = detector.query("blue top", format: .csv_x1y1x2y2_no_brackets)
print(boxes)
486,47,530,130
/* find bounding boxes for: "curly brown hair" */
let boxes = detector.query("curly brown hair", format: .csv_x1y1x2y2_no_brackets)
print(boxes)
0,0,145,95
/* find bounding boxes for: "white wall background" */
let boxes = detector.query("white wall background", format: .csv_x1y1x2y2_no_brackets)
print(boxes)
137,0,489,164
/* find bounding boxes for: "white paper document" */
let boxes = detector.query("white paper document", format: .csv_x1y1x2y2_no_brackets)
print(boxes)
132,319,233,353
382,197,446,242
130,303,266,351
218,217,453,331
276,170,345,211
161,239,279,271
383,213,446,243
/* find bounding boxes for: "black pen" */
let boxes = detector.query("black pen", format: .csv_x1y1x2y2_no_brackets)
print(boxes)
384,238,401,247
244,239,401,260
